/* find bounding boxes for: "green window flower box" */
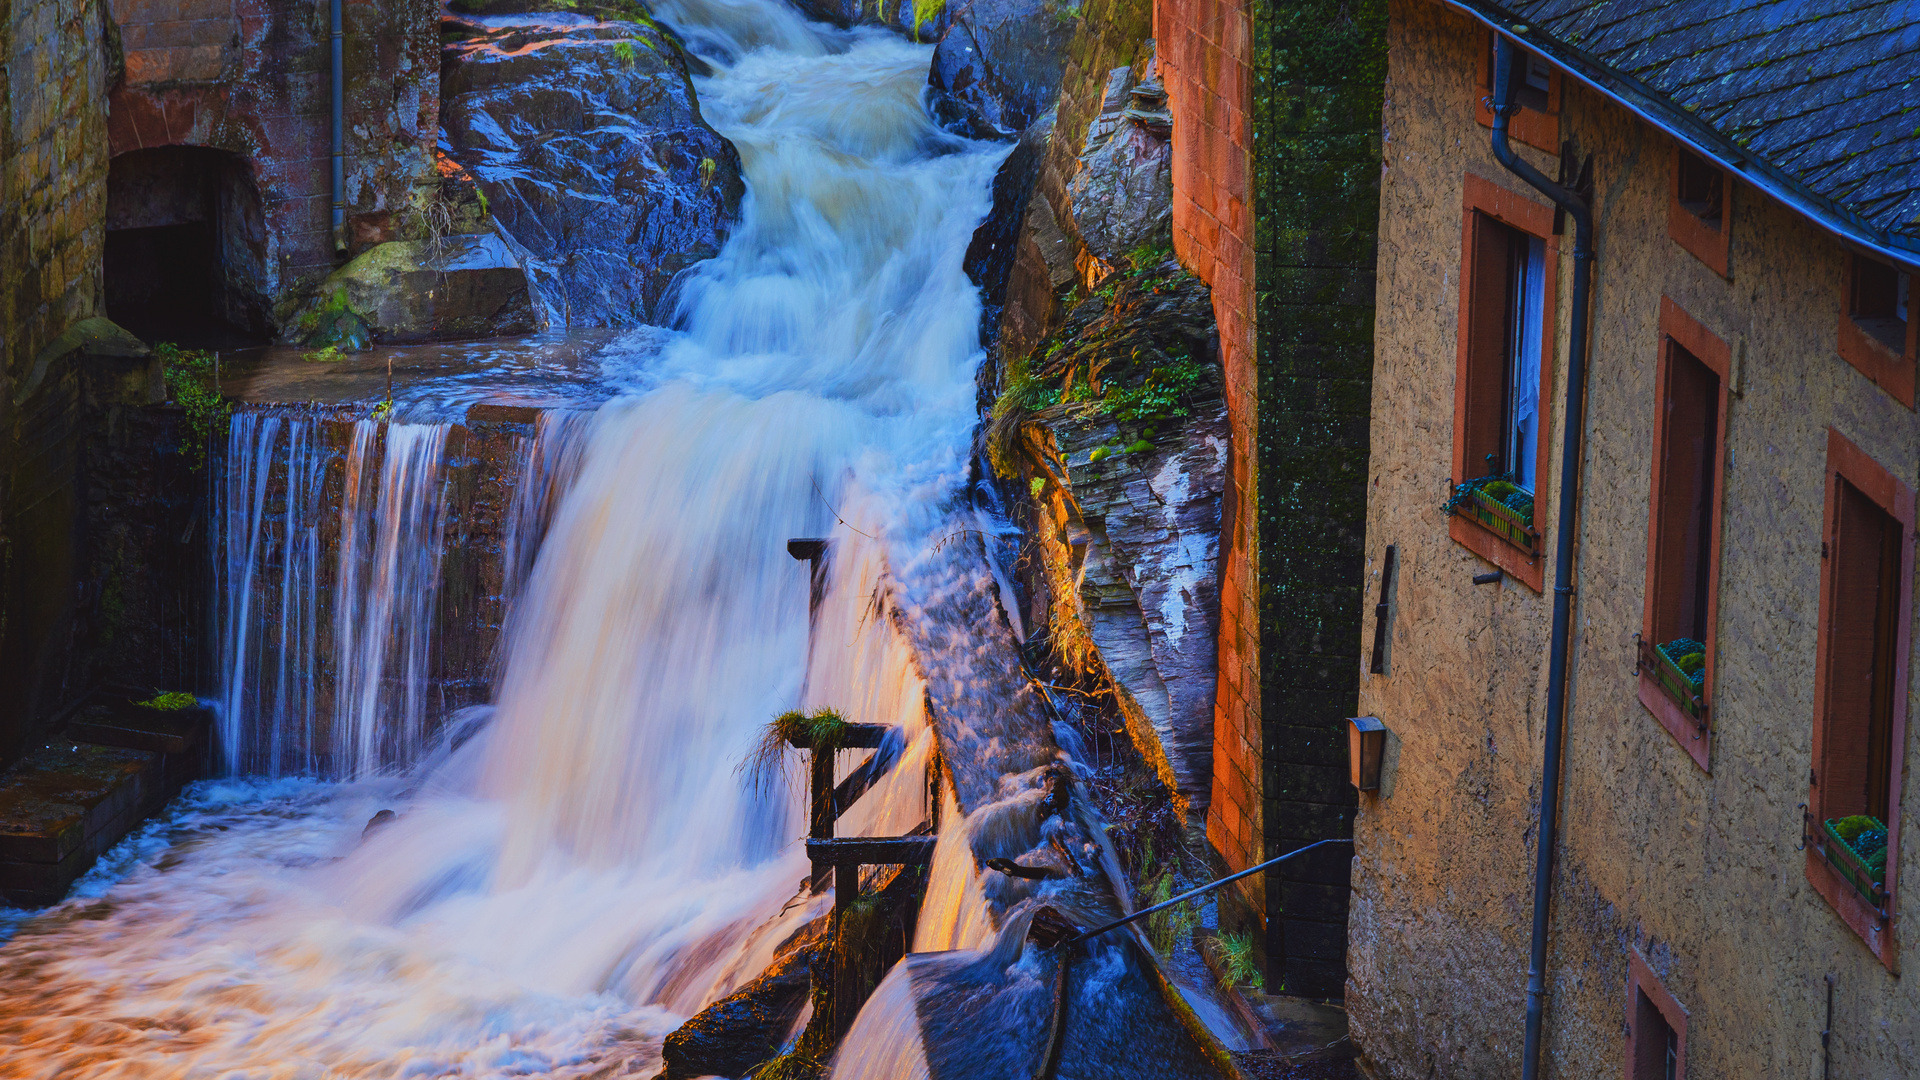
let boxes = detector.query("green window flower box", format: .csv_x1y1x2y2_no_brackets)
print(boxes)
1820,816,1888,910
1641,636,1707,724
1445,476,1538,555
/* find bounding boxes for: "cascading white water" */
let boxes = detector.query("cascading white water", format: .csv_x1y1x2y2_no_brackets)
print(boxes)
218,412,329,775
0,4,1006,1074
215,416,456,777
332,421,453,775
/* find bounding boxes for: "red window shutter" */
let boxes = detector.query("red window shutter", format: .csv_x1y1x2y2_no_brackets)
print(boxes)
1822,479,1895,821
1650,345,1720,644
1463,211,1512,477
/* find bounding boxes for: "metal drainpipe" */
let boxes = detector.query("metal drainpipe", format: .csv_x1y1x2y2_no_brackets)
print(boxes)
330,0,346,252
1489,36,1595,1080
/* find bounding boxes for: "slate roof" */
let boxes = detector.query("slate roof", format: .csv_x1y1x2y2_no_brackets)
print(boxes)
1445,0,1920,263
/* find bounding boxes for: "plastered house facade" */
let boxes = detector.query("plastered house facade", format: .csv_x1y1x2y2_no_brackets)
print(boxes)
1348,2,1920,1076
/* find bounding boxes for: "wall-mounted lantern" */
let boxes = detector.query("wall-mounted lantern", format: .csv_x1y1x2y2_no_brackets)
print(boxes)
1348,716,1387,791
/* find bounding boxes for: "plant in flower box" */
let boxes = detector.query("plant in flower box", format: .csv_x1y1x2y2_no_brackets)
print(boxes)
1821,814,1889,909
1443,473,1538,554
1645,636,1707,721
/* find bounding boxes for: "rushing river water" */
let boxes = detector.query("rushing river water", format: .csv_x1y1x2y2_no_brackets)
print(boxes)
0,4,1004,1075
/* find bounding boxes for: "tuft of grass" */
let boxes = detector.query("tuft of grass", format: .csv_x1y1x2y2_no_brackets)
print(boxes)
699,156,717,190
1218,930,1263,989
303,345,345,364
741,707,849,791
612,39,637,66
1145,870,1197,955
134,690,197,711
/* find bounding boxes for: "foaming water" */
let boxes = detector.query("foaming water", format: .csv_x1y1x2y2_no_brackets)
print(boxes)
0,10,1004,1077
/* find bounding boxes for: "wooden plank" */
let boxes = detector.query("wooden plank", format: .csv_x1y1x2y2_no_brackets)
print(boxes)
806,836,936,866
787,723,891,750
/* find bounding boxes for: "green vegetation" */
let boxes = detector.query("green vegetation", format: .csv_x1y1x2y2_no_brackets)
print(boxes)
612,39,637,66
304,345,345,363
742,707,849,790
699,156,717,190
155,343,231,472
1144,870,1197,955
910,0,944,39
1217,930,1263,989
135,690,198,711
1831,815,1889,880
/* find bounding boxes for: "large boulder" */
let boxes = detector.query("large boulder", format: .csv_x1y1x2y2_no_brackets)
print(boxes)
926,0,1076,140
291,233,539,346
440,6,745,327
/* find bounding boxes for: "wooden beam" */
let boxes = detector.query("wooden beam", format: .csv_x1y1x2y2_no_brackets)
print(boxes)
786,723,891,750
806,836,937,866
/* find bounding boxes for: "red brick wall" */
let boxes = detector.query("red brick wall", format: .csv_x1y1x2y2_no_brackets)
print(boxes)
1155,0,1259,878
105,0,438,306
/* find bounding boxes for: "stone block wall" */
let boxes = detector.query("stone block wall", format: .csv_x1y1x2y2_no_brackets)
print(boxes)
1245,0,1385,998
104,0,440,321
1,0,111,758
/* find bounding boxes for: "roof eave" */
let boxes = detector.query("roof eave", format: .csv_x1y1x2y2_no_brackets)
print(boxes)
1434,0,1920,269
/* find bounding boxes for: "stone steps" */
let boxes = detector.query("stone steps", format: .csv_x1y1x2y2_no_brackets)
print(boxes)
0,693,212,907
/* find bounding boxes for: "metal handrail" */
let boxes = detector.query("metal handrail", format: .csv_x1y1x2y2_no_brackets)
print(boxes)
1065,837,1354,945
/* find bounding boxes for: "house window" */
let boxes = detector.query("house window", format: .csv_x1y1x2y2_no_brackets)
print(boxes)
1668,145,1732,276
1807,427,1913,968
1638,300,1729,770
1625,952,1687,1080
1837,253,1917,408
1449,174,1557,591
1476,33,1561,153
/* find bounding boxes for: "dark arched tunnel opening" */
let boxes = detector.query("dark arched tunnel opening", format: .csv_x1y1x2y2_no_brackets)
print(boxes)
104,146,273,349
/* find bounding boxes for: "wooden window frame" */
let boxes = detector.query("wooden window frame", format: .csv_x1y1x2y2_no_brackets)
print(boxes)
1668,143,1733,278
1836,253,1918,409
1475,32,1562,154
1623,951,1688,1080
1807,426,1913,970
1451,173,1558,592
1637,299,1730,772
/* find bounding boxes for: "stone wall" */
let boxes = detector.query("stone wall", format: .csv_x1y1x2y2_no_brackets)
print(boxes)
0,0,111,758
104,0,440,323
1351,2,1920,1075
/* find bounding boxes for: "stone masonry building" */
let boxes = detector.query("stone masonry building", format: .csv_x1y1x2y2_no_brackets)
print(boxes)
1349,1,1920,1076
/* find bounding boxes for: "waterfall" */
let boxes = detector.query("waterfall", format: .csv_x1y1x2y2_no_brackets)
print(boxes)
216,412,328,775
215,416,455,778
332,421,453,776
1,3,1009,1073
501,409,593,610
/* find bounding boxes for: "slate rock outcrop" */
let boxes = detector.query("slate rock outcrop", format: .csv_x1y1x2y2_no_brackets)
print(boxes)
440,6,745,327
926,0,1076,140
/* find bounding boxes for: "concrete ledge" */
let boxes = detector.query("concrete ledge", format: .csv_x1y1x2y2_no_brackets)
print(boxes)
0,695,211,906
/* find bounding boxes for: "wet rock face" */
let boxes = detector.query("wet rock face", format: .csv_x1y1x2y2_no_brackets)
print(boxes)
294,234,539,346
785,0,949,39
440,8,746,327
991,258,1224,814
926,0,1076,140
659,930,817,1079
1065,67,1172,264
